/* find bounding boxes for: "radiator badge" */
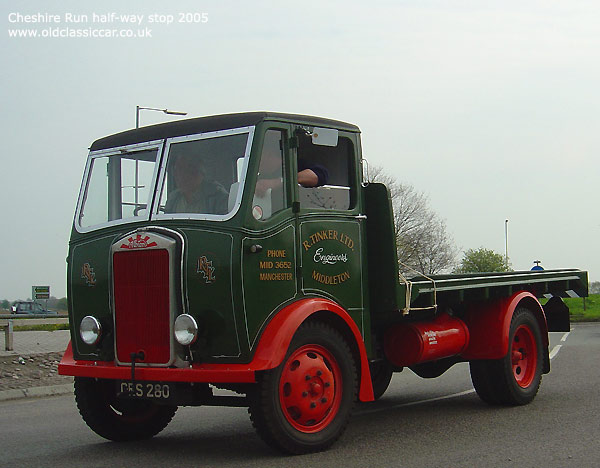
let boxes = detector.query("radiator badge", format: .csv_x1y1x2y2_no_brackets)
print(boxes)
120,234,158,250
197,256,216,284
81,263,97,287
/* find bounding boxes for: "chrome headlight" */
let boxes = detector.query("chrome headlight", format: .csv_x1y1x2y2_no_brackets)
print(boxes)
174,314,198,346
80,316,102,345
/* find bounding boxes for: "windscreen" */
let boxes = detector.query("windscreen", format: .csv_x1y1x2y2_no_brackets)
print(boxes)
157,132,249,216
78,148,159,229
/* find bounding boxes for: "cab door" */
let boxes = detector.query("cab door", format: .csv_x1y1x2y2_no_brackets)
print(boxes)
240,125,298,349
293,129,369,340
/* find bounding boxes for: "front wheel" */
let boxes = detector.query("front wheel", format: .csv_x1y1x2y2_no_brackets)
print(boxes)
249,321,357,454
74,377,177,441
470,307,543,406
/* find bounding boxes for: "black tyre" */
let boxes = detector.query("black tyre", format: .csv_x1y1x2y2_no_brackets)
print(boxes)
248,321,357,454
469,359,501,404
369,360,393,400
469,307,543,406
74,377,177,441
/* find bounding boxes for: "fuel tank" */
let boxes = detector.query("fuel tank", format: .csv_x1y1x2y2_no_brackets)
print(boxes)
384,312,470,367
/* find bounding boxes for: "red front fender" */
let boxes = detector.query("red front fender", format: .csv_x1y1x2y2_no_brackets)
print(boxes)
251,298,374,402
59,298,375,402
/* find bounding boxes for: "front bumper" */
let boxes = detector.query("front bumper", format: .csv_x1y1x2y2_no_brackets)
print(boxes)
58,342,256,383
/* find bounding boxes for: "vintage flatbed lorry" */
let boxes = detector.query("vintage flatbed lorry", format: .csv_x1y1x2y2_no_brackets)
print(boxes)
59,112,588,454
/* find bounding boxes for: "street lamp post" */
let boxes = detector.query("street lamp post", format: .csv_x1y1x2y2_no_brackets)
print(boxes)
133,106,187,208
135,106,187,128
504,219,509,270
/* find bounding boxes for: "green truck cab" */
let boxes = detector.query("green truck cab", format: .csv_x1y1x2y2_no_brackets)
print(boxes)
59,112,588,453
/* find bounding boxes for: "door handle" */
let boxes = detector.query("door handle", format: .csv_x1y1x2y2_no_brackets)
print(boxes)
248,244,263,253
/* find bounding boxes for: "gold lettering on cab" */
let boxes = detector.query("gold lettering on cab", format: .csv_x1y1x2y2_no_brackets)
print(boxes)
81,263,96,287
267,249,287,258
311,270,351,285
259,250,293,281
197,256,216,284
302,229,355,287
259,272,293,281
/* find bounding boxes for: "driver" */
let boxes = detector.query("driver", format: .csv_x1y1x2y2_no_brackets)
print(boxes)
165,154,229,214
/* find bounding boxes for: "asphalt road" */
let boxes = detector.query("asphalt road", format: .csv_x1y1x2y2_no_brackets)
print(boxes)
1,324,598,468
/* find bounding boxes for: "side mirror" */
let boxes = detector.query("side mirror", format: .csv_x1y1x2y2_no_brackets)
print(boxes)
311,128,338,147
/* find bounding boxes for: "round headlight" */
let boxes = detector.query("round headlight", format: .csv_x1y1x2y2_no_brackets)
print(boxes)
80,316,102,345
174,314,198,346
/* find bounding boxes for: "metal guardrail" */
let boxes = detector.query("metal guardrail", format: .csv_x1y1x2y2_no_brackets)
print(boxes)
0,314,68,319
0,314,69,351
1,320,14,351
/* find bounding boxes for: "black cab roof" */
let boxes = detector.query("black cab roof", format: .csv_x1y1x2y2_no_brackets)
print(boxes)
90,112,360,151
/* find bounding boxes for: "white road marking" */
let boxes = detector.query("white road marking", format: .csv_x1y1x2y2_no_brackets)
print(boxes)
549,345,562,360
550,327,573,359
356,389,475,416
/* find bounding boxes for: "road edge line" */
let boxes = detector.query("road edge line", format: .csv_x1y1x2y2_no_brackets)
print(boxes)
356,389,475,416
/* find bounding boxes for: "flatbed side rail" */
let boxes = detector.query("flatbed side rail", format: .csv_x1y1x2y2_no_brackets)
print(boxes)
409,269,588,301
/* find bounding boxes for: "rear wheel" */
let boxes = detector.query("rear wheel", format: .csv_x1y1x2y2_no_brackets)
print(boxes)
249,322,357,454
74,377,177,441
470,307,543,406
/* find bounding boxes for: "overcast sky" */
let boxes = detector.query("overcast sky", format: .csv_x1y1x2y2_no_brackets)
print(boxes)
1,0,598,301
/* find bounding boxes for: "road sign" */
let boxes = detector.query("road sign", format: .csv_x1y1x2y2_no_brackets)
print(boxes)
531,260,544,271
32,285,50,300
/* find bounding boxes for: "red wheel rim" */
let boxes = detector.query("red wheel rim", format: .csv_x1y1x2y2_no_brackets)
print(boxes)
279,344,342,433
511,325,537,388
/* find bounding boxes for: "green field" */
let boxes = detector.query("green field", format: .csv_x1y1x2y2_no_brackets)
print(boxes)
12,323,70,332
562,294,600,322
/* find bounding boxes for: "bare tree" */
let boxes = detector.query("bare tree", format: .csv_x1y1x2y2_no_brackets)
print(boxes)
368,166,457,275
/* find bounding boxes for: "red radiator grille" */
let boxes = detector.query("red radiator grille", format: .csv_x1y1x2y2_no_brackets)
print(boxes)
113,249,171,365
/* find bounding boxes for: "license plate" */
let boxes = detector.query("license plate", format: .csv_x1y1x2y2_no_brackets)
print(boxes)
117,381,174,401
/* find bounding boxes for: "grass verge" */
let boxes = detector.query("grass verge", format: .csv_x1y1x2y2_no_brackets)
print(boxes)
13,323,70,332
563,294,600,322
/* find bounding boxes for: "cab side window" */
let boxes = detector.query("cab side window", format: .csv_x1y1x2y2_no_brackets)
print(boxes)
297,134,354,210
252,130,287,221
